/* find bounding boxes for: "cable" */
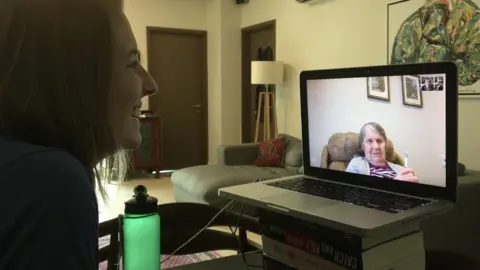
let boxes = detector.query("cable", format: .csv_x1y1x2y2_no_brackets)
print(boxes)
232,203,243,236
160,200,235,264
160,179,266,266
228,203,263,269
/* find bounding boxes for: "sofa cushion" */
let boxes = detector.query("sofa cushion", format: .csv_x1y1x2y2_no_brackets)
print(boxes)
253,137,287,167
281,135,303,173
171,164,294,202
327,132,360,162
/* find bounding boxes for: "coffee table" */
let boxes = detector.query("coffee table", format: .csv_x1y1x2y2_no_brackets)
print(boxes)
171,251,263,270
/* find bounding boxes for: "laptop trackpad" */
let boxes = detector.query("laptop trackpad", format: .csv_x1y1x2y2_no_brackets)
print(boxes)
262,192,338,210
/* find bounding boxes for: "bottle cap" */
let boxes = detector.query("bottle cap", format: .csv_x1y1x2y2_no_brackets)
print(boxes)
124,185,158,214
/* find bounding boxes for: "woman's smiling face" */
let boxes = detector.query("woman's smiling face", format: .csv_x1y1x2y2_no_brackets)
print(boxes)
110,13,157,150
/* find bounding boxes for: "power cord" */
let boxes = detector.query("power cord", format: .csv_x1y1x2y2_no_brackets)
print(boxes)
160,178,266,266
227,202,242,236
160,200,235,264
227,202,264,269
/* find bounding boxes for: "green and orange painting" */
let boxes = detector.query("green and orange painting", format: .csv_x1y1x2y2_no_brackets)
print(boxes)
390,0,480,90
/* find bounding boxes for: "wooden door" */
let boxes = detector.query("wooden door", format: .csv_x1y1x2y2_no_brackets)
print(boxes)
241,20,276,143
147,27,208,170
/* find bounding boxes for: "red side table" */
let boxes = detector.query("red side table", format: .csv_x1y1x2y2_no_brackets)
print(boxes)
130,110,162,178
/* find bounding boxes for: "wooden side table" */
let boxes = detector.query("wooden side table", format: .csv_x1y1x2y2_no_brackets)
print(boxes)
130,111,162,178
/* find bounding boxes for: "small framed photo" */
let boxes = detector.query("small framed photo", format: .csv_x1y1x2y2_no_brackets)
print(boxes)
367,76,390,101
402,75,423,108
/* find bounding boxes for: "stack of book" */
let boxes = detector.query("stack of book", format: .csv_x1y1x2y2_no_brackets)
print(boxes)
260,211,425,270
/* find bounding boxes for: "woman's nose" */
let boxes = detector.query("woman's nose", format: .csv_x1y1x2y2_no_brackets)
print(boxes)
141,66,158,96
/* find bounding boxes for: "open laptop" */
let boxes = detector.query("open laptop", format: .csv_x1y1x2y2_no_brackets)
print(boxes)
219,62,458,236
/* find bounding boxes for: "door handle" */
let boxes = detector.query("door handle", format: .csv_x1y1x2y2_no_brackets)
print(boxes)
192,104,202,109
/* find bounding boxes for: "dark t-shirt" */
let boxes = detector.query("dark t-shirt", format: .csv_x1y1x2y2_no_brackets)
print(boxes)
0,138,98,270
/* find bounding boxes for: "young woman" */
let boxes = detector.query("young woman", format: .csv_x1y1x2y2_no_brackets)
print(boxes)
0,0,157,269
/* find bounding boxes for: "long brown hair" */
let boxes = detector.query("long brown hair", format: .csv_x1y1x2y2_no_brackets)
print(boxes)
0,0,126,199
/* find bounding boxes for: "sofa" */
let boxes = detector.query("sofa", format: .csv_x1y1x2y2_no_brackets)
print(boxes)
171,133,480,262
171,134,303,214
421,170,480,261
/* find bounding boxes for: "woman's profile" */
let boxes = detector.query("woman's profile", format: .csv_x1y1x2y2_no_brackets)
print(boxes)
345,122,418,183
0,0,157,269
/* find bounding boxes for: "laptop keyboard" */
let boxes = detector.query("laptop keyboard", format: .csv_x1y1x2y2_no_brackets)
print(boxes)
266,178,431,213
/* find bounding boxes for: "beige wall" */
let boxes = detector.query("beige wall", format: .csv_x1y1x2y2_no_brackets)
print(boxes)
125,0,480,170
205,0,242,163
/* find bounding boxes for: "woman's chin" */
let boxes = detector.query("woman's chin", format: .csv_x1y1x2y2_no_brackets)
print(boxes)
122,132,142,150
122,118,143,150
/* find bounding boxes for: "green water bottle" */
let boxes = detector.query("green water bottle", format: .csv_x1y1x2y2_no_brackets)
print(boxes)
122,185,161,270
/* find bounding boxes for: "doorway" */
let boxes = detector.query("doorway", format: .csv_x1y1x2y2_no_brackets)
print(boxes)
241,20,276,143
147,27,208,170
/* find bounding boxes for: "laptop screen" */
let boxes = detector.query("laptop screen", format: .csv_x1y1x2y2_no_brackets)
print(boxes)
306,74,446,188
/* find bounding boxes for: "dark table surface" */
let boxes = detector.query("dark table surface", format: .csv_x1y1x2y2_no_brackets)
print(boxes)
171,251,263,270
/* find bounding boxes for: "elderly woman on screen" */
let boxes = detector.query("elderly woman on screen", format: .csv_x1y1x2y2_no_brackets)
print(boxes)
345,122,418,183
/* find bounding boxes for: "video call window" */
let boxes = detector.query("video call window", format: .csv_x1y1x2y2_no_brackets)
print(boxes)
420,75,445,91
306,74,446,187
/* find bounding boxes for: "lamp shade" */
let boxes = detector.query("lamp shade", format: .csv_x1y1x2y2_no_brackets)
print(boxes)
251,61,284,85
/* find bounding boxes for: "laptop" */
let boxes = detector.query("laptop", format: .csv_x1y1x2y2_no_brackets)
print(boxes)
219,62,458,236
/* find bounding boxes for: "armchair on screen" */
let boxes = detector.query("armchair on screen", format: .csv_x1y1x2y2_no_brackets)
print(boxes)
319,132,404,171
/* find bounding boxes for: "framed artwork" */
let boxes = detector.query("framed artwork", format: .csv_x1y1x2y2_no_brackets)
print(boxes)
387,0,480,97
402,75,423,108
367,76,390,101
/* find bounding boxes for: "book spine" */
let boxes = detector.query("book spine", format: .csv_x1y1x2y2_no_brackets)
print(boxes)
262,224,363,270
263,235,350,270
263,254,298,270
260,211,363,270
259,210,363,248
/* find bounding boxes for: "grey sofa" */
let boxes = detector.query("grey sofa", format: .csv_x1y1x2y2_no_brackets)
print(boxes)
421,170,480,262
171,134,303,213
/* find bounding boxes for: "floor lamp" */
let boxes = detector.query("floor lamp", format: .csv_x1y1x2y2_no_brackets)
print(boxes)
251,60,284,142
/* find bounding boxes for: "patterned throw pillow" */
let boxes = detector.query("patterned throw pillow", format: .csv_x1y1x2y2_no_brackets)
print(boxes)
253,137,287,167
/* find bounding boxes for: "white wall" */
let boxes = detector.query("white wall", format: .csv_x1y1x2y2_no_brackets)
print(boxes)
205,0,242,163
240,0,480,171
459,99,480,170
307,76,445,186
218,1,242,148
205,0,223,164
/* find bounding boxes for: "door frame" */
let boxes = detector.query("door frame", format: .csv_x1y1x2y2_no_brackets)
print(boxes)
146,26,209,165
241,20,276,143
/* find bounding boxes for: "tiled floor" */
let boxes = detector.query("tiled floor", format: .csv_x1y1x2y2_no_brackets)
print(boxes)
98,176,261,257
98,176,175,222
